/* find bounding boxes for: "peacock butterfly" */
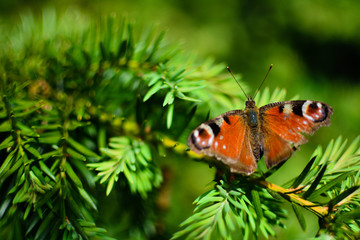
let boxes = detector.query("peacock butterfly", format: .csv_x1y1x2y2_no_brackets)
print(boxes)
187,65,333,175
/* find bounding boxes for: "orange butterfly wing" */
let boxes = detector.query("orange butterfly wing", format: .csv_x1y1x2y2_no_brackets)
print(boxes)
259,100,333,168
188,110,257,175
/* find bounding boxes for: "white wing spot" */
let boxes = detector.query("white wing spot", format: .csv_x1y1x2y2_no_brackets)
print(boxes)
215,141,218,148
317,102,322,108
208,136,214,145
194,130,199,138
223,145,226,150
202,141,206,146
284,104,292,114
220,135,224,140
302,101,316,121
302,100,312,114
305,115,315,121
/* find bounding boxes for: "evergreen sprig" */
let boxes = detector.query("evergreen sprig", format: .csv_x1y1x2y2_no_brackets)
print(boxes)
172,177,286,240
88,136,162,197
289,136,360,239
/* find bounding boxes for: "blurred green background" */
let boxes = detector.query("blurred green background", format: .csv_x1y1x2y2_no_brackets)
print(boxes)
1,0,359,238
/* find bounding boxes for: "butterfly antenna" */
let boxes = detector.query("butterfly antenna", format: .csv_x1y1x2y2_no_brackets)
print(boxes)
227,66,249,100
253,64,273,99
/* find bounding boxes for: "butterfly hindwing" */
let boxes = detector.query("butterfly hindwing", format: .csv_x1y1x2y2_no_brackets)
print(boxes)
259,100,333,168
188,110,257,175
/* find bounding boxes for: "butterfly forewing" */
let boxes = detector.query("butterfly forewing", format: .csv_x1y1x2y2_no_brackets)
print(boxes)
188,110,257,175
259,100,333,168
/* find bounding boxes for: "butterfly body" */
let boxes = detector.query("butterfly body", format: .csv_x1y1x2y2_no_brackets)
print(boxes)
188,99,333,175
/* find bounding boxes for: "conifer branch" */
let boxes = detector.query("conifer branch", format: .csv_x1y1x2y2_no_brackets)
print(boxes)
256,179,328,217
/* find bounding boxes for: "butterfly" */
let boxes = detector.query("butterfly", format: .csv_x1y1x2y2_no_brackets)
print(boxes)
187,65,333,175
